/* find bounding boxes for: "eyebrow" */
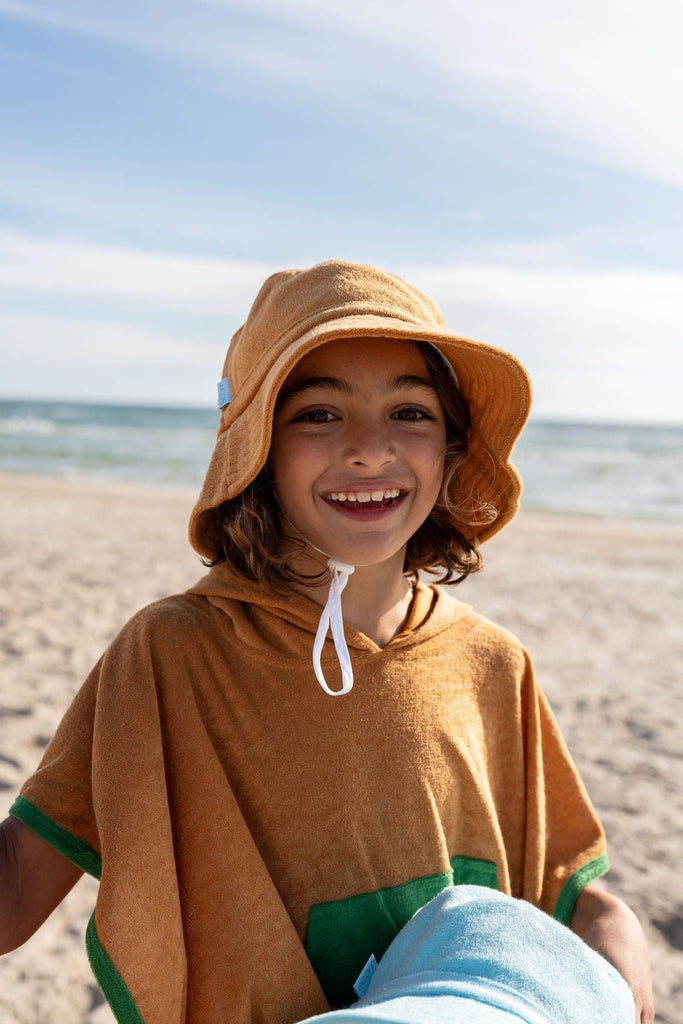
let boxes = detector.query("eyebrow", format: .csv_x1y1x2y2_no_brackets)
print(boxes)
279,374,438,404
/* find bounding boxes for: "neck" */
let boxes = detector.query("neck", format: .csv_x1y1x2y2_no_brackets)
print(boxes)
291,548,414,648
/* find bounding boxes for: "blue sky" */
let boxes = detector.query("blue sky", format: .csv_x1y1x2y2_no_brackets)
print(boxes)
1,0,682,422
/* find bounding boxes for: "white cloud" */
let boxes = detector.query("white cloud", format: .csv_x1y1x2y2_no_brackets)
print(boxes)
0,310,224,404
406,262,683,422
412,263,683,357
2,0,682,187
0,228,274,312
1,230,681,421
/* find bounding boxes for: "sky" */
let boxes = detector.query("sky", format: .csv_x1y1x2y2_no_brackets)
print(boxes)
0,0,682,422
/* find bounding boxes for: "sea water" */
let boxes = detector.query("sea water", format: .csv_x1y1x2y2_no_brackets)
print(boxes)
0,399,681,525
513,420,682,523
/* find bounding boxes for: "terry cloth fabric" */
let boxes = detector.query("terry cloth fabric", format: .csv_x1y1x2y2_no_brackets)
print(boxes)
298,886,635,1024
11,568,608,1024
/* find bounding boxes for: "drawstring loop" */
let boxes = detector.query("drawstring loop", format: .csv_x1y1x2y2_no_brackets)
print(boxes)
312,559,355,696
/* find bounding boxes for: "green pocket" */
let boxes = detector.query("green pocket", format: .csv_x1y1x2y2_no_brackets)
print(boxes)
306,856,497,1008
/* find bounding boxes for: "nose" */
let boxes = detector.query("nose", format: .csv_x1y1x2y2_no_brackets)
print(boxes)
343,416,396,469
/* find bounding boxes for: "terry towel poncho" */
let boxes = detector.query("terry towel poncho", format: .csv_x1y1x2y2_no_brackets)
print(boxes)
11,568,608,1024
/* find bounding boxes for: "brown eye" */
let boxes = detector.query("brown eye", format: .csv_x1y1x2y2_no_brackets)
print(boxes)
293,407,337,423
393,406,434,422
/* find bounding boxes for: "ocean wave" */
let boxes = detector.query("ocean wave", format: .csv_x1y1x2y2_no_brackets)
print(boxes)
0,417,57,436
1,400,681,521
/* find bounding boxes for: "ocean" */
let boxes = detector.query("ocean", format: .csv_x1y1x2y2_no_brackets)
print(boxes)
1,399,681,525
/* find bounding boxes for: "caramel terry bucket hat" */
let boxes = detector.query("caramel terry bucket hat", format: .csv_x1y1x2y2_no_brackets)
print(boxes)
189,260,532,561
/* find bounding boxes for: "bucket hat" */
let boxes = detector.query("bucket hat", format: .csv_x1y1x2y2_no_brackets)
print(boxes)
189,260,532,562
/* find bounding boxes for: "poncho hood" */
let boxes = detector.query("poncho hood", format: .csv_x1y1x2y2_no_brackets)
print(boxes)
188,564,469,662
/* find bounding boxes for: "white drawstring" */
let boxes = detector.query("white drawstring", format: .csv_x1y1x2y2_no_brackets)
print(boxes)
312,559,355,696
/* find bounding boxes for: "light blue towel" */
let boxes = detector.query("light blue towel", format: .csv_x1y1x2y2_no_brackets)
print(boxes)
299,886,634,1024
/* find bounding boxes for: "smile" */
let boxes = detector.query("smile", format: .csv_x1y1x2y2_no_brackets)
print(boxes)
327,488,401,508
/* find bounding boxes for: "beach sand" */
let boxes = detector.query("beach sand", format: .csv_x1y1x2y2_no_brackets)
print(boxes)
1,474,681,1023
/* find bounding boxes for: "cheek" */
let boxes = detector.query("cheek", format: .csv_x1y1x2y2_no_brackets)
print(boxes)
426,463,445,508
417,436,446,493
268,434,319,511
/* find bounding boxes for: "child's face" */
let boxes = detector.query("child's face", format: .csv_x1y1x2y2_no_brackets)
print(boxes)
269,336,446,570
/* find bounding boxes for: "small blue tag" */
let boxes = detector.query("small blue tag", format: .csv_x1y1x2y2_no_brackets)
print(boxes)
353,953,378,999
217,377,231,407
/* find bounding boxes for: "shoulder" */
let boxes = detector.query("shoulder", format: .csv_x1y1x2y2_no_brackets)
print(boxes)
90,591,228,705
131,590,214,630
433,586,531,675
105,591,220,659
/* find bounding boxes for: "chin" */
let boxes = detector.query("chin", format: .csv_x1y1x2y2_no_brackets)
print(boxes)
326,542,408,571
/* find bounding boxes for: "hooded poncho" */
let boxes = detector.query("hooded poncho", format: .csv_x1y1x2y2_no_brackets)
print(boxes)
11,567,608,1024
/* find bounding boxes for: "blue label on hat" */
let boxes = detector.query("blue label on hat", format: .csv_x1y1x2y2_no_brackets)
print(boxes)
217,377,231,407
353,953,378,999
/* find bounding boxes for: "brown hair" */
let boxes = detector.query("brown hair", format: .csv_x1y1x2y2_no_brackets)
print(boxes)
206,341,493,586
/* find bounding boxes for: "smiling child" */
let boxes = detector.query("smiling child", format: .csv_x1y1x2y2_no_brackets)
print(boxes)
0,261,652,1024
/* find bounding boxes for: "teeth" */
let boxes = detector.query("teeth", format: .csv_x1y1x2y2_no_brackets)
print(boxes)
329,488,400,503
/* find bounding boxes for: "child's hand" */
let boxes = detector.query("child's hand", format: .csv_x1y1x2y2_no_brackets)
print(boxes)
570,884,654,1023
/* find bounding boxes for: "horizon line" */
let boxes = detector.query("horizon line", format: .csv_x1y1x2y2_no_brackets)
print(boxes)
1,393,681,431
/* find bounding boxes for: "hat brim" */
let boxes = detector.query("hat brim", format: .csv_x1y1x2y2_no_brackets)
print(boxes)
189,314,532,561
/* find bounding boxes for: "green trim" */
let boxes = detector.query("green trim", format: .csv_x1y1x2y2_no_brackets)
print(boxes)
86,914,145,1024
9,796,102,879
306,855,497,1008
554,854,610,925
450,855,498,889
10,798,144,1022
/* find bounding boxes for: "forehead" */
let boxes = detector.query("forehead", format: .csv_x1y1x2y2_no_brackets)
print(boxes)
283,335,429,386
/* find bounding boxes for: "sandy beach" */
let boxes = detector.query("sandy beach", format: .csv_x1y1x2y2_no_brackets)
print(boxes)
1,473,681,1023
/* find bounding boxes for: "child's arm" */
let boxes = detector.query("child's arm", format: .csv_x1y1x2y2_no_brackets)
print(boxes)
0,816,83,955
569,884,654,1023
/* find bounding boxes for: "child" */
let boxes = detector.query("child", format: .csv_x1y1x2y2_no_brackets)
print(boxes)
0,261,652,1024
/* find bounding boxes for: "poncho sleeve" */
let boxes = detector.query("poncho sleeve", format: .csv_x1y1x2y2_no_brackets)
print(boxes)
10,599,328,1024
516,649,608,920
11,609,189,1023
